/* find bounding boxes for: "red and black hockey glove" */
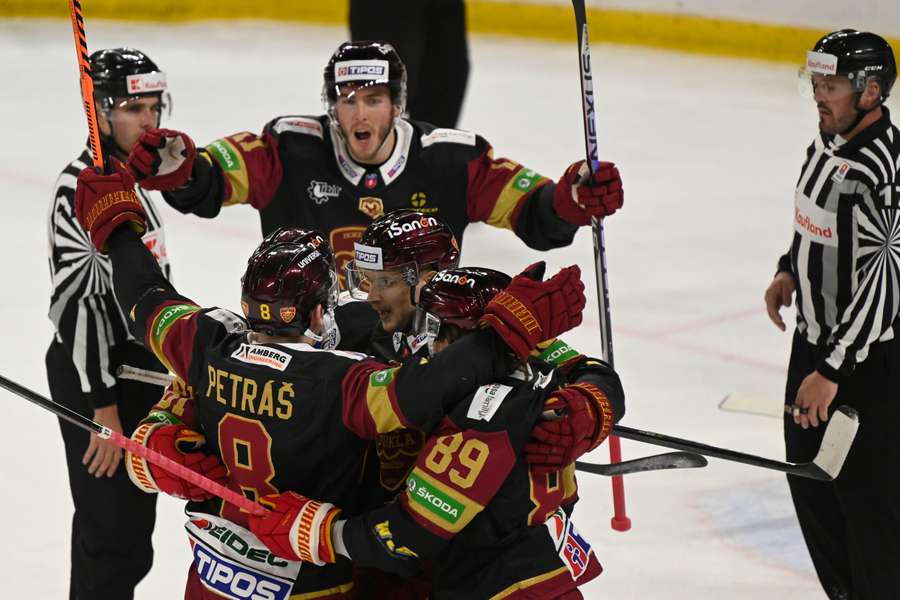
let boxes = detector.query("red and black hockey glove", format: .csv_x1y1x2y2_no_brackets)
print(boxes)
75,166,147,252
479,262,585,360
125,422,227,502
525,383,614,474
553,160,623,226
248,491,342,565
127,127,196,190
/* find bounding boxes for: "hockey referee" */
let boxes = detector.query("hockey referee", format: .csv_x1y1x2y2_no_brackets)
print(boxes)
46,49,172,599
765,30,900,599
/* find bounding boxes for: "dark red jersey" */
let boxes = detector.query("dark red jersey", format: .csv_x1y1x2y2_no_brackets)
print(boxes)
106,229,515,598
340,360,608,598
163,116,577,285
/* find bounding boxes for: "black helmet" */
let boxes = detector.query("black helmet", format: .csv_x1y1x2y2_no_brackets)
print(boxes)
90,48,168,111
323,41,407,114
809,30,896,101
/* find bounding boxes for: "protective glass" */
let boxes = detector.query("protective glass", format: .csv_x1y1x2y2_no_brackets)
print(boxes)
797,69,865,100
344,260,416,301
102,93,172,127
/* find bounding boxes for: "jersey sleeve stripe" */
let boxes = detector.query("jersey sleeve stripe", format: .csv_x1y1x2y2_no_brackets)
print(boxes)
402,467,485,538
485,167,550,230
206,138,251,206
147,301,202,377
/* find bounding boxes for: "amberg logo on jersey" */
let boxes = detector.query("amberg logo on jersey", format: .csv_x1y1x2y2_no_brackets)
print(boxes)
231,344,293,371
388,216,439,239
406,472,463,524
307,180,341,205
432,271,476,288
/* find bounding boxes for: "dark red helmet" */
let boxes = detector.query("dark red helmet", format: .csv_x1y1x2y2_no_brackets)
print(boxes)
347,209,460,298
413,267,512,340
323,41,407,113
240,228,338,336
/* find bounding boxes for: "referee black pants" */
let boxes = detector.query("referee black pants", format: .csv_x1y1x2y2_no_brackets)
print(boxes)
350,0,470,128
46,340,162,600
784,330,900,600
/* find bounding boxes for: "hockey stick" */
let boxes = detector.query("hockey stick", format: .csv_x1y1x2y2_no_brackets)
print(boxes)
570,0,630,531
576,452,707,476
718,392,784,418
611,405,859,481
117,364,176,387
68,0,105,170
0,374,267,516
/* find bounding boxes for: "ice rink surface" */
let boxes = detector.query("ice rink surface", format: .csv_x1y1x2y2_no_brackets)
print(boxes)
3,17,893,599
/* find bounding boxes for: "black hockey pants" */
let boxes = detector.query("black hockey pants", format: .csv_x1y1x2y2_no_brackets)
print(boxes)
784,330,900,600
46,340,163,600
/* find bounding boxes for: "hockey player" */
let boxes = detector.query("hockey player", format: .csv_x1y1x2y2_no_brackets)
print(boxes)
124,40,624,285
72,166,588,599
247,266,625,599
46,47,172,599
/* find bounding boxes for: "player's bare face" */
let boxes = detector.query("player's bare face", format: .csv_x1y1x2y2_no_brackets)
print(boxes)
99,96,163,158
812,75,859,135
361,269,415,332
335,86,398,164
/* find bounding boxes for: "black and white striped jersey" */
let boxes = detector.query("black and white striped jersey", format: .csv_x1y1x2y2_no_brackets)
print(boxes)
778,108,900,380
47,148,171,408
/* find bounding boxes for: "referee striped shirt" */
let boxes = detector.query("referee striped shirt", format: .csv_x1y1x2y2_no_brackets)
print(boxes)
778,107,900,380
47,148,170,407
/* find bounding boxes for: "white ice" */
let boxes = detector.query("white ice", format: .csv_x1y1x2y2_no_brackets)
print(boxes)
3,18,891,599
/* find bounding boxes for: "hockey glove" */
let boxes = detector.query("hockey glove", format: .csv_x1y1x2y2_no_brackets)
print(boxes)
128,128,196,190
553,160,623,226
525,383,614,474
479,262,585,360
75,166,147,252
248,492,342,565
125,422,227,501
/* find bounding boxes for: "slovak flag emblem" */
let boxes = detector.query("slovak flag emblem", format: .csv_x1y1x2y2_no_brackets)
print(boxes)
365,173,378,189
562,526,593,579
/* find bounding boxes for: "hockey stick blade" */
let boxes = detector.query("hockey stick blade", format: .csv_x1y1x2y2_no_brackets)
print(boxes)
576,452,707,476
117,364,175,387
612,404,859,481
810,405,859,480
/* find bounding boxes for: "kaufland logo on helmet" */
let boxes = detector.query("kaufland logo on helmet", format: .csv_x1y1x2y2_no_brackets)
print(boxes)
388,216,439,239
806,51,838,75
335,60,389,83
126,71,167,93
433,271,476,288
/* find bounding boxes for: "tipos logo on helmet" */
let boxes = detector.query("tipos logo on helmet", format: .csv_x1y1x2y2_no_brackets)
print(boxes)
335,60,388,82
354,243,384,270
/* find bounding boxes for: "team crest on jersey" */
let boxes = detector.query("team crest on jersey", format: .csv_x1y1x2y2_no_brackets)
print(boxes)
545,508,595,580
359,197,384,219
231,344,293,371
279,307,296,323
364,172,379,189
307,180,341,204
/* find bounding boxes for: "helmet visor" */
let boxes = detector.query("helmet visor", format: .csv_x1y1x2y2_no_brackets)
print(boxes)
345,260,418,301
102,93,172,128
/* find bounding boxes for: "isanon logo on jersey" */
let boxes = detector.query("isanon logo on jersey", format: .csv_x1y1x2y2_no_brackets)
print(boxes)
387,216,439,239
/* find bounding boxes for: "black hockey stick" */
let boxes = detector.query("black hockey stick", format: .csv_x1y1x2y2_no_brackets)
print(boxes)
611,405,859,481
0,373,266,515
570,0,630,530
576,452,707,476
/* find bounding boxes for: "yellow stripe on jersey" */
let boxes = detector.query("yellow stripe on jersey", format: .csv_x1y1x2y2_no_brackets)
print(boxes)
486,166,550,230
366,367,405,434
562,462,577,502
405,467,485,535
490,566,570,600
147,303,202,375
205,138,251,206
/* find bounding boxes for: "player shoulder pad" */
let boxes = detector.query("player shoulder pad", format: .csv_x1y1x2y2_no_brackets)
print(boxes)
267,115,326,140
420,127,476,149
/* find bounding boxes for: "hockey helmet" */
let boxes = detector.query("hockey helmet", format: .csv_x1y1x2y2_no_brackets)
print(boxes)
240,229,339,337
412,267,512,348
90,48,171,120
346,209,460,300
322,40,407,114
801,30,896,101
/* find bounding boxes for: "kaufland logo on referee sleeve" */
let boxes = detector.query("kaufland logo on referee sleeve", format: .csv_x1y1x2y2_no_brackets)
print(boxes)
335,60,389,83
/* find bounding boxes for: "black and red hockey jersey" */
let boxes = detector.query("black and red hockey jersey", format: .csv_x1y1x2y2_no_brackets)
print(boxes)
163,116,577,285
